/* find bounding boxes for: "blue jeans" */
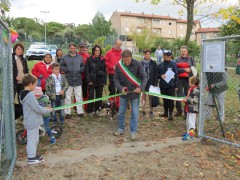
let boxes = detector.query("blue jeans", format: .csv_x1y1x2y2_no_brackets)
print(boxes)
43,116,52,137
51,95,64,123
157,56,162,64
117,97,139,134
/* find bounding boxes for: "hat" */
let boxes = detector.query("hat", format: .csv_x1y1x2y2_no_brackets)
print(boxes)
163,50,172,56
33,87,43,96
79,42,87,47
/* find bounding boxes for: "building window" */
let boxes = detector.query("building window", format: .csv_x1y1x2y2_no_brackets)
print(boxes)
201,33,206,39
125,27,129,33
169,22,172,25
153,19,162,26
137,18,145,26
153,28,161,34
137,28,142,33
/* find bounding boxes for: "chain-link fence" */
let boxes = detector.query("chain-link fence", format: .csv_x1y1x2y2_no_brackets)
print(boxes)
0,18,16,179
198,35,240,147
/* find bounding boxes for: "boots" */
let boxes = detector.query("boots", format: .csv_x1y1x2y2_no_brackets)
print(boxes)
168,112,173,121
159,112,168,117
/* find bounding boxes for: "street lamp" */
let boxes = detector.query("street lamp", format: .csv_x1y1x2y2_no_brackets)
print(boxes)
40,11,49,45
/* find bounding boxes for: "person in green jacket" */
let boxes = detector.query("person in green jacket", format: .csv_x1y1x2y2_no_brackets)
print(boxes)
45,62,69,125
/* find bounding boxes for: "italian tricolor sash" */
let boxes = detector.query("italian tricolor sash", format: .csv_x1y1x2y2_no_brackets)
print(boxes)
117,60,141,87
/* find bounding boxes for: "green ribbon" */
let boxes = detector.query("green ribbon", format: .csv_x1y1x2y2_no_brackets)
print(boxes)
53,91,184,111
144,92,184,101
53,93,124,110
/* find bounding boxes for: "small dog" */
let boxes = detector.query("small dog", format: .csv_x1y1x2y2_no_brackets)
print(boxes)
101,100,118,119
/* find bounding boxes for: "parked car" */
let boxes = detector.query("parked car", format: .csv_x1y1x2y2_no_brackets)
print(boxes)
26,44,49,61
48,45,58,59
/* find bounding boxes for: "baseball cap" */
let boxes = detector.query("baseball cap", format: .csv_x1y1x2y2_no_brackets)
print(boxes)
79,42,87,47
33,87,43,96
163,50,172,56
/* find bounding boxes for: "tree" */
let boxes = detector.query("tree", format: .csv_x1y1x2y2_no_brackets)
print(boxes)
129,27,158,52
0,0,11,15
47,22,65,37
12,17,43,39
92,12,112,37
75,24,95,43
135,0,231,45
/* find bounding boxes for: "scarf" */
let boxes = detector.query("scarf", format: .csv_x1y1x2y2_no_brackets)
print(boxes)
142,59,150,78
15,55,24,84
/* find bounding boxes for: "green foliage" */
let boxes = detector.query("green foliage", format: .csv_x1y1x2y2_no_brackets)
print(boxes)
92,12,112,37
94,36,106,48
12,17,43,38
130,28,157,52
0,0,11,14
155,37,172,50
220,9,240,36
75,24,95,43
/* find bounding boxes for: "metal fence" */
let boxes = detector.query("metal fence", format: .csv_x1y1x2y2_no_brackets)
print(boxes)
198,35,240,147
0,18,16,179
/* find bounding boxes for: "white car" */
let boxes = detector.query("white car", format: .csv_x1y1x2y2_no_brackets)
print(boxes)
48,45,58,59
26,44,49,60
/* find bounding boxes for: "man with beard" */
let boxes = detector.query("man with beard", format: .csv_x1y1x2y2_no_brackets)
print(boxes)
32,53,53,93
175,46,196,117
60,42,85,119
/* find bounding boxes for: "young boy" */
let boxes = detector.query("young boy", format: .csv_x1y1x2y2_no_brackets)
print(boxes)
45,62,69,125
182,76,200,141
20,73,53,164
33,87,55,144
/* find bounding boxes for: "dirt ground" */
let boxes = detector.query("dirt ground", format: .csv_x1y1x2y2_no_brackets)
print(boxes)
12,108,240,180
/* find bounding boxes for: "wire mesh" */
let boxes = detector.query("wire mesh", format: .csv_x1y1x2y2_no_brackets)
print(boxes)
0,18,16,180
198,36,240,147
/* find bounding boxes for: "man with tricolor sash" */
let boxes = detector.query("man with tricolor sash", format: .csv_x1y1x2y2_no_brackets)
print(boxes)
113,49,148,140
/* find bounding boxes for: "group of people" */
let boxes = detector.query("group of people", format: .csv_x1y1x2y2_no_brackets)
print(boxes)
12,40,228,165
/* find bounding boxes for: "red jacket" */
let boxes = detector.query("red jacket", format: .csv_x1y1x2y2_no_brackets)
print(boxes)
32,61,52,90
78,52,90,80
105,48,122,74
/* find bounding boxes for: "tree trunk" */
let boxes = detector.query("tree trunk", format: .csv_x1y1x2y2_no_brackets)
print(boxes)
185,0,195,45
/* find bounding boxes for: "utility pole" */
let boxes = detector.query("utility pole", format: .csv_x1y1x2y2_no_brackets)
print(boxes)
40,11,50,45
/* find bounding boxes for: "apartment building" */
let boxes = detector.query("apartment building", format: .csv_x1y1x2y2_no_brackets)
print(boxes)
195,27,220,44
110,11,201,50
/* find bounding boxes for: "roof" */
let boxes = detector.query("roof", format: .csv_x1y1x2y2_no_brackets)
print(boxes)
176,19,200,25
196,27,220,33
113,11,177,20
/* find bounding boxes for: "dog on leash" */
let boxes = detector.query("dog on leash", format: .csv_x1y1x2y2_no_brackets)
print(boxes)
101,100,118,119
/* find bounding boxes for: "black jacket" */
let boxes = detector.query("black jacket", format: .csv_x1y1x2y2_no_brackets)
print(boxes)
12,53,29,91
85,55,107,86
157,60,178,88
141,59,158,91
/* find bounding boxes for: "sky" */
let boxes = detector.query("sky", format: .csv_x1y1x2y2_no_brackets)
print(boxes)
7,0,239,27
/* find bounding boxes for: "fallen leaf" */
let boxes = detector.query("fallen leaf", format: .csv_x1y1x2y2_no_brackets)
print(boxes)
184,163,189,167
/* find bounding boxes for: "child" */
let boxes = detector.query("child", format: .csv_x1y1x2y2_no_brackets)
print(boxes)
33,87,56,144
45,62,69,125
20,73,52,165
182,76,200,141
